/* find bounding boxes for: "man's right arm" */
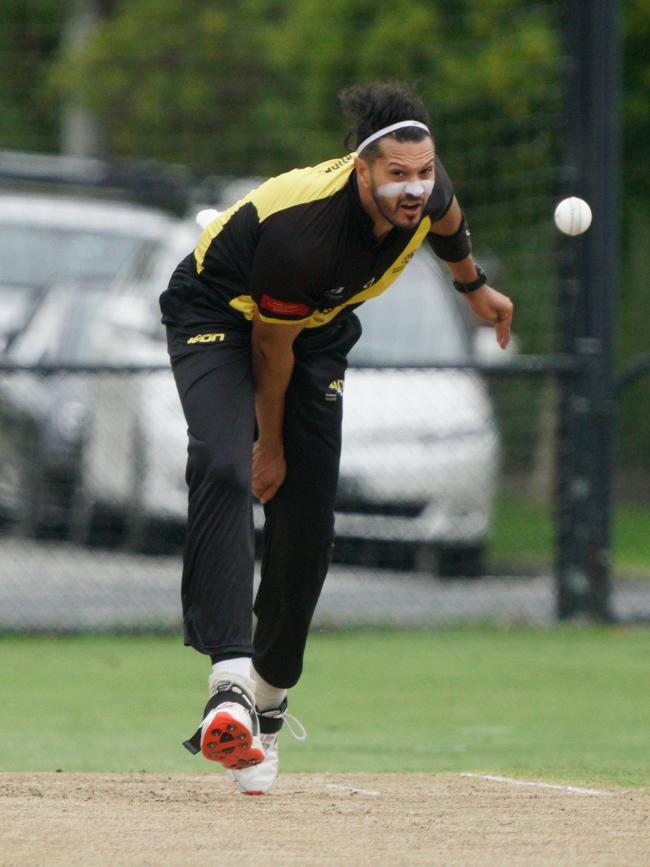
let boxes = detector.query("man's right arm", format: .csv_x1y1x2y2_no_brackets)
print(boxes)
251,312,304,504
430,197,514,350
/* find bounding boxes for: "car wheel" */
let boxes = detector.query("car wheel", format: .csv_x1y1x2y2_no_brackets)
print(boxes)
0,441,31,530
68,470,122,547
123,419,152,552
68,482,100,546
6,429,46,537
69,493,125,547
23,465,81,540
437,543,485,580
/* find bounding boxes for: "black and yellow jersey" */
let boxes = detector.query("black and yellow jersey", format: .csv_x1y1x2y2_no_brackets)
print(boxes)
160,152,454,330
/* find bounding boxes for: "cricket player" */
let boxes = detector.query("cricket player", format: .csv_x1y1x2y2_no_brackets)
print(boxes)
160,81,513,794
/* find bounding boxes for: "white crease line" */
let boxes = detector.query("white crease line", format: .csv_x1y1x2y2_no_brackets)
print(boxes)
325,783,382,797
461,773,615,797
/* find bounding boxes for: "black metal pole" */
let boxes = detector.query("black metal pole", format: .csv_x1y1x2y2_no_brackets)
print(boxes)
556,0,620,620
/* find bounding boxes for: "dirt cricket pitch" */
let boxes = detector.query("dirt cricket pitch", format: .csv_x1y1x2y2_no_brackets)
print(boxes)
1,772,648,866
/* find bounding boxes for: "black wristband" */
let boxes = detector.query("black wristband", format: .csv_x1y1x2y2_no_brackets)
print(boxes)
452,264,487,294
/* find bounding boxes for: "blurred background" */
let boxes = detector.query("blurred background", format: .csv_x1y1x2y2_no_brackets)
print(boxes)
1,0,648,633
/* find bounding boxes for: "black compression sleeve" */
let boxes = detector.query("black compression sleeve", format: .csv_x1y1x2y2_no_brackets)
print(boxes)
427,212,472,262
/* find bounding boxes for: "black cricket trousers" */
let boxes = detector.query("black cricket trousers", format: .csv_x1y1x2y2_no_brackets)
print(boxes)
166,313,362,688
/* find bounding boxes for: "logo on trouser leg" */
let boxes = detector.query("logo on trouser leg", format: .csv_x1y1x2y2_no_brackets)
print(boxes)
326,379,344,401
187,333,226,344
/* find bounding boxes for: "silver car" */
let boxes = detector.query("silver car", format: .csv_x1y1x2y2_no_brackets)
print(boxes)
0,193,175,530
0,192,174,351
336,246,500,576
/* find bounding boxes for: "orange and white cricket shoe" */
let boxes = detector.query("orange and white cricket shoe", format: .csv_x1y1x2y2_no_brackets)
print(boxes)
228,699,306,795
182,674,265,771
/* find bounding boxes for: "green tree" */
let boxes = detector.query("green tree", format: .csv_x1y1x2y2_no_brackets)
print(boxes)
0,0,66,152
623,0,650,207
49,0,564,486
264,0,562,349
52,0,561,174
52,0,561,351
51,0,280,174
10,0,650,465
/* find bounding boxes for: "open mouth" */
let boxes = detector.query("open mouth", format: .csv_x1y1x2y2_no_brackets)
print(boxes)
398,200,422,218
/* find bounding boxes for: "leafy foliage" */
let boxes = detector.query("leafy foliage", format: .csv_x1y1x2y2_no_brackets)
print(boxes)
50,1,561,176
50,1,563,350
0,0,66,151
2,2,650,458
51,0,279,174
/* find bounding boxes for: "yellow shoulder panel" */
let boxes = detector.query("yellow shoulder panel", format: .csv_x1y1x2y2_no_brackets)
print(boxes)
250,153,356,222
195,154,355,274
194,202,239,274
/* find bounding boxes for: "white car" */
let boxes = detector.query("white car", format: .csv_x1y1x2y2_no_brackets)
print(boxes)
0,192,174,353
336,247,500,576
72,221,502,576
0,193,176,530
68,222,195,546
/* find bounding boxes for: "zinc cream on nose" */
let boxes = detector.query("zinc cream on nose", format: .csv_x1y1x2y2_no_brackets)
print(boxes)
376,179,434,198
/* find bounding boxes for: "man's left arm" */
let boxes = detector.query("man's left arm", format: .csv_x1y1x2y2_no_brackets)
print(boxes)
429,196,514,350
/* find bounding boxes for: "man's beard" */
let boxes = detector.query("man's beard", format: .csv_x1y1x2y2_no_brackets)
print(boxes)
371,185,422,230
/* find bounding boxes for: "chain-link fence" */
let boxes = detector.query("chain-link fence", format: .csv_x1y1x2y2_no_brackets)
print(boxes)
1,1,648,631
1,359,648,632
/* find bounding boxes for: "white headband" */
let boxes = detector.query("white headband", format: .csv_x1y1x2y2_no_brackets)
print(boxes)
356,120,430,155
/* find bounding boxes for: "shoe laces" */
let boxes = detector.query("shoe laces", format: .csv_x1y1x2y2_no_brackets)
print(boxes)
259,706,307,743
282,711,308,742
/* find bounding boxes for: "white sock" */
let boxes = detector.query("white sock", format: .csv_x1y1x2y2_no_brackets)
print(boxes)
252,664,287,711
211,657,251,680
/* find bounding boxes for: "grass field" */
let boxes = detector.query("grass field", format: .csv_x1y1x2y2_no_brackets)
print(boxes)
1,627,648,788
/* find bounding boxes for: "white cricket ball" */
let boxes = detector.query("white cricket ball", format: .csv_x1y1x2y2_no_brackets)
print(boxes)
554,197,592,236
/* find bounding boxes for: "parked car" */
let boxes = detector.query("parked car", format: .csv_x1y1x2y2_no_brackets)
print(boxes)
71,224,503,576
0,192,174,352
0,283,103,531
68,223,196,547
0,192,177,530
337,247,500,576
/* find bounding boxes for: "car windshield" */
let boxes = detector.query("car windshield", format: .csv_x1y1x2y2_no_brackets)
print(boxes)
0,283,43,345
54,294,105,364
0,224,147,286
8,285,108,365
349,247,470,365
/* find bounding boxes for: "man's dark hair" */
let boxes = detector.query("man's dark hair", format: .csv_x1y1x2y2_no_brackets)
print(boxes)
339,81,432,160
